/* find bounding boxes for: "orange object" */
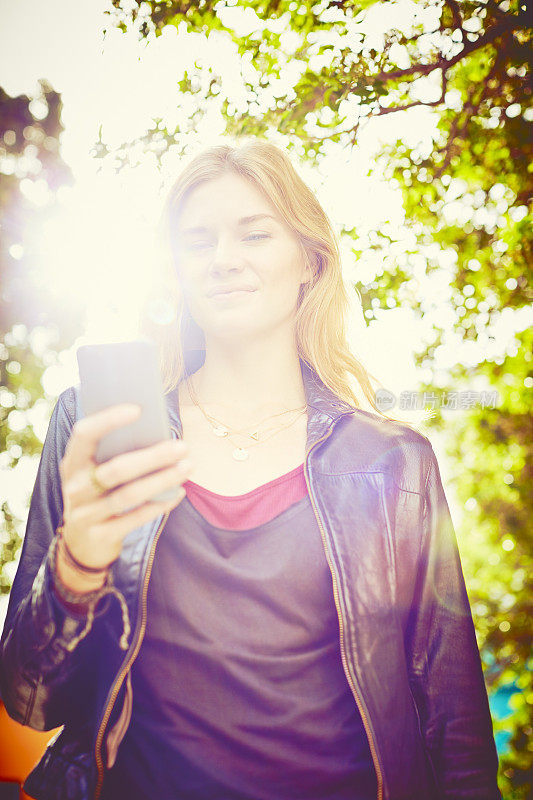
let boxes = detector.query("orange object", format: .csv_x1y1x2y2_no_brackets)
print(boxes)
0,700,60,800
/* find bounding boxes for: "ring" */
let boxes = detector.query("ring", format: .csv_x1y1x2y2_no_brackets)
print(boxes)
89,463,108,495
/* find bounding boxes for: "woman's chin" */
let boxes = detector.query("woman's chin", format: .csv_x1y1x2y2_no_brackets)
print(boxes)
205,321,264,341
199,304,261,336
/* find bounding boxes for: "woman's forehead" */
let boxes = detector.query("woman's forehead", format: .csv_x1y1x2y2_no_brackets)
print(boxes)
177,173,280,229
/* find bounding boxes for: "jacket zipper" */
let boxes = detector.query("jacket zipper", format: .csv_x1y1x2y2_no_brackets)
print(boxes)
304,422,384,800
93,508,170,799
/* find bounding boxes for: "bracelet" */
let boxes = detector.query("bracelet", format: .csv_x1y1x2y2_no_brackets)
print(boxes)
57,525,115,577
51,534,132,651
51,535,112,606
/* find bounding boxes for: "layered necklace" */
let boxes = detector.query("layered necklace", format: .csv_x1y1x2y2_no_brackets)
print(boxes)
185,374,307,461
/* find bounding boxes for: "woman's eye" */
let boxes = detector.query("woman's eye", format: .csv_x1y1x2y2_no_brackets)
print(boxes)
186,233,270,250
245,233,271,241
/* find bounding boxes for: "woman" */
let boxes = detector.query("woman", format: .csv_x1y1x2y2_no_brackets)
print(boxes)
0,141,501,800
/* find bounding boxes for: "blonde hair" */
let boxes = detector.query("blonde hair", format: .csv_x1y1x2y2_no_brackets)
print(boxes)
141,139,411,426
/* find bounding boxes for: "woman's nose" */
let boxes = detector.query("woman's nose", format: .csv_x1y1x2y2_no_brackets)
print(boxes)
209,239,245,275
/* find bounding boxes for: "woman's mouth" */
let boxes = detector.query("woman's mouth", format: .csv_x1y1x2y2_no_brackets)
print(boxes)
208,288,257,300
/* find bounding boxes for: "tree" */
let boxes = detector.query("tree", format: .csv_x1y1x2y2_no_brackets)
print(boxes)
0,81,75,595
103,1,532,795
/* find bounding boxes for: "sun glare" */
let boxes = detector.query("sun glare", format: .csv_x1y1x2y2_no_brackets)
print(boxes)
38,167,166,342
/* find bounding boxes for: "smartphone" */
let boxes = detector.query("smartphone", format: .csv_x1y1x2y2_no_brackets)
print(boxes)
77,340,178,503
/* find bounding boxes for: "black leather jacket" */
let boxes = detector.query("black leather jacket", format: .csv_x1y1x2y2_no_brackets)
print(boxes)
0,361,501,800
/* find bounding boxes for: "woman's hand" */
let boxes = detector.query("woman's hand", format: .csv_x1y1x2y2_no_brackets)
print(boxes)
56,404,192,594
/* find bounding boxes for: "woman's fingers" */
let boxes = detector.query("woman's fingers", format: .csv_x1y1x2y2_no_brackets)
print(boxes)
58,404,193,573
89,437,189,495
62,404,141,472
63,458,192,569
69,458,192,531
96,488,187,541
62,485,188,572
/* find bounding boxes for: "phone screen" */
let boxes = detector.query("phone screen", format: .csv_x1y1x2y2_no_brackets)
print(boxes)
77,340,172,465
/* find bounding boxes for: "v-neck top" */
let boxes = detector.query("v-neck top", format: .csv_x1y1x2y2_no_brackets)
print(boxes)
101,470,378,800
183,462,307,530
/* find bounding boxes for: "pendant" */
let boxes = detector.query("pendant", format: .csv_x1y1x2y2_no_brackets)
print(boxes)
212,424,229,437
232,447,249,461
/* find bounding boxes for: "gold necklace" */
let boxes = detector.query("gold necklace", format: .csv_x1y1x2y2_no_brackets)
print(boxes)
185,374,308,461
186,374,306,437
226,410,307,461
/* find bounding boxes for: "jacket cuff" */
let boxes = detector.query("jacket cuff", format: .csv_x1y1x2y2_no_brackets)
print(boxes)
30,542,101,652
0,544,101,728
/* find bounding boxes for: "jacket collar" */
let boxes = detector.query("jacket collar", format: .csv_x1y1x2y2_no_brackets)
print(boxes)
164,356,354,450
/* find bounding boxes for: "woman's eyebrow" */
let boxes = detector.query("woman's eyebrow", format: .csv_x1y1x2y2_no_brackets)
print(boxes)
238,213,278,226
179,214,278,237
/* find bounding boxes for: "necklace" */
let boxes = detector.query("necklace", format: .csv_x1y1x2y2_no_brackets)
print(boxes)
187,375,306,436
185,373,306,437
185,374,308,461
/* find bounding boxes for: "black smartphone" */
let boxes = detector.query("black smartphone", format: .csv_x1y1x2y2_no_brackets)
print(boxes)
77,339,177,503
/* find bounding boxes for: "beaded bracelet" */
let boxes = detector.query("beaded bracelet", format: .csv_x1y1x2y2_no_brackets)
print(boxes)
50,534,131,652
50,534,112,607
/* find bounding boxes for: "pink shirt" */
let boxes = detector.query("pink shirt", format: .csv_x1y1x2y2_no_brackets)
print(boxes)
183,463,307,530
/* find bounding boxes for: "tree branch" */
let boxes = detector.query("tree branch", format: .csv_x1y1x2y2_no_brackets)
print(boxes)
375,70,448,116
433,49,505,178
370,12,530,84
444,0,466,42
399,27,443,43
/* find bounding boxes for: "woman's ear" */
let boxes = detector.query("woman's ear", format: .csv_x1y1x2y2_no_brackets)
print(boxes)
297,241,314,286
301,256,313,286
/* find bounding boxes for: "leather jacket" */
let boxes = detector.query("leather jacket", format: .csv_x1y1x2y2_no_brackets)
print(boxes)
0,360,501,800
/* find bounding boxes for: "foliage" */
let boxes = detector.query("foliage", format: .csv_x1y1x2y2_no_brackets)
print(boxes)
0,81,76,594
443,325,533,795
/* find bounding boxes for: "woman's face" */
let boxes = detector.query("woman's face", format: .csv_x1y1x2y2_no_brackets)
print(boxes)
173,172,311,342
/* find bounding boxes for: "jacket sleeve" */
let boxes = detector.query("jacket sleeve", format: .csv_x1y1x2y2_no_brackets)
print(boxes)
405,444,502,800
0,388,110,731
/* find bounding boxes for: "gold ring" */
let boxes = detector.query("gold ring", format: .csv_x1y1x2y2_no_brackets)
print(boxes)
89,463,108,495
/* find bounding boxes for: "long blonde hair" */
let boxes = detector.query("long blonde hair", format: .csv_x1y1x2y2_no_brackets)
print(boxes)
141,139,410,425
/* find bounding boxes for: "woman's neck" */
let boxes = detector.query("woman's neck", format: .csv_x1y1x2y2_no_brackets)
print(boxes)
187,336,306,423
